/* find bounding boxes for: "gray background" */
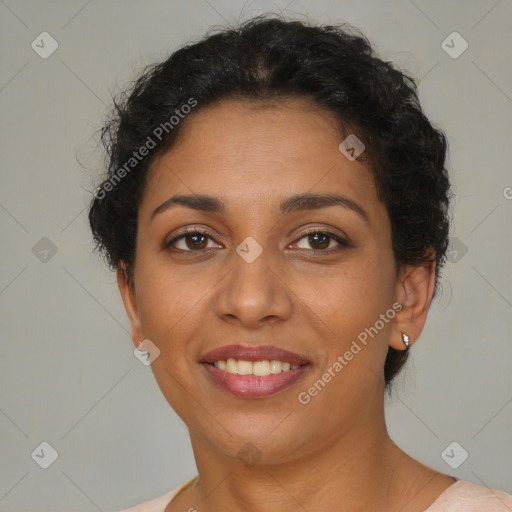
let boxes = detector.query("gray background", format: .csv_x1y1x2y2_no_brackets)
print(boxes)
1,0,511,511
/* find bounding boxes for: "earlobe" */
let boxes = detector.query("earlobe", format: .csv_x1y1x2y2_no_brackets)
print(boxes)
116,262,144,349
390,257,436,351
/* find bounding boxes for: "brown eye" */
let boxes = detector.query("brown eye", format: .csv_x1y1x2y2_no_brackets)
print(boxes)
307,233,330,250
294,231,350,251
182,233,208,250
165,229,222,253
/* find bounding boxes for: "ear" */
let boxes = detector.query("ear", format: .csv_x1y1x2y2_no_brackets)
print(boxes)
390,256,436,351
117,263,144,349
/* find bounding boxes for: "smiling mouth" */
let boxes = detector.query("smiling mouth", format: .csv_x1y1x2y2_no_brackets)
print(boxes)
200,344,311,398
206,359,304,376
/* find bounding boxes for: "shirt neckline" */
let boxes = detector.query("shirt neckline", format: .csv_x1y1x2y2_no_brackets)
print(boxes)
423,479,462,511
166,476,462,510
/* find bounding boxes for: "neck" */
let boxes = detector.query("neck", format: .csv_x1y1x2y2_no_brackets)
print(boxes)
186,396,411,511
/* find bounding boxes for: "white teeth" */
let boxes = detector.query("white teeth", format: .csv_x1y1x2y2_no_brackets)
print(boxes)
212,359,302,375
237,359,253,375
253,360,270,376
270,360,281,374
226,358,237,374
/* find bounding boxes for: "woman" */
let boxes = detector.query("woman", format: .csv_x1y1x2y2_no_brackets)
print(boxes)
88,15,512,512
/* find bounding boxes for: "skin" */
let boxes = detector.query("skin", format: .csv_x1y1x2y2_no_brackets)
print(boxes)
117,98,456,511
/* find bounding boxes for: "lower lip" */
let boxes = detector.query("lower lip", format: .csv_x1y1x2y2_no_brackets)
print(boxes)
201,363,309,398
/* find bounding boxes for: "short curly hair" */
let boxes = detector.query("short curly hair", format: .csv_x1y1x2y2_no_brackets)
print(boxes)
88,14,451,387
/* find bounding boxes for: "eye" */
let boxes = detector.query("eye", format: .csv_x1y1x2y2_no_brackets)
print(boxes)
292,230,351,252
164,228,222,253
164,228,351,255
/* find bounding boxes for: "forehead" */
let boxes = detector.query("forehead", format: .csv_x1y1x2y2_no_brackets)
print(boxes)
140,98,379,220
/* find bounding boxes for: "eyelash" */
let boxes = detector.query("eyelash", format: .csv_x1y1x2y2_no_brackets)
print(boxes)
164,227,351,255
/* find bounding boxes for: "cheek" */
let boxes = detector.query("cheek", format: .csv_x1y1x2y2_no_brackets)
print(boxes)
292,251,396,389
296,258,391,332
135,261,206,355
134,263,209,416
295,264,394,419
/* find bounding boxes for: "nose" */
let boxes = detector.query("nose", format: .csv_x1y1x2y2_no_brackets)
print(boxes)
213,243,294,329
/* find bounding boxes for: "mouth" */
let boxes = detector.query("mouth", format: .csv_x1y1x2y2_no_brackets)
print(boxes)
200,344,311,398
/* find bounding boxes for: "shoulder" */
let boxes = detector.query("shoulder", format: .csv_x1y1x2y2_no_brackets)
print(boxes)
118,478,196,512
426,480,512,511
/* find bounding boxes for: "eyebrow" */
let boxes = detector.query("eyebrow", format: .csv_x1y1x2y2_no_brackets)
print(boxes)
150,192,369,223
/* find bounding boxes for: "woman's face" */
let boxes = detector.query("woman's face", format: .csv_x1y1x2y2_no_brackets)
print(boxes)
119,98,420,464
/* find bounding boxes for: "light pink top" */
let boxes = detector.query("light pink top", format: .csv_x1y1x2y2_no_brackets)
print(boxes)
119,478,512,511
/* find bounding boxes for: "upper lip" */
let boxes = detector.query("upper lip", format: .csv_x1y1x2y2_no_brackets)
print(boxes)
200,344,310,365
